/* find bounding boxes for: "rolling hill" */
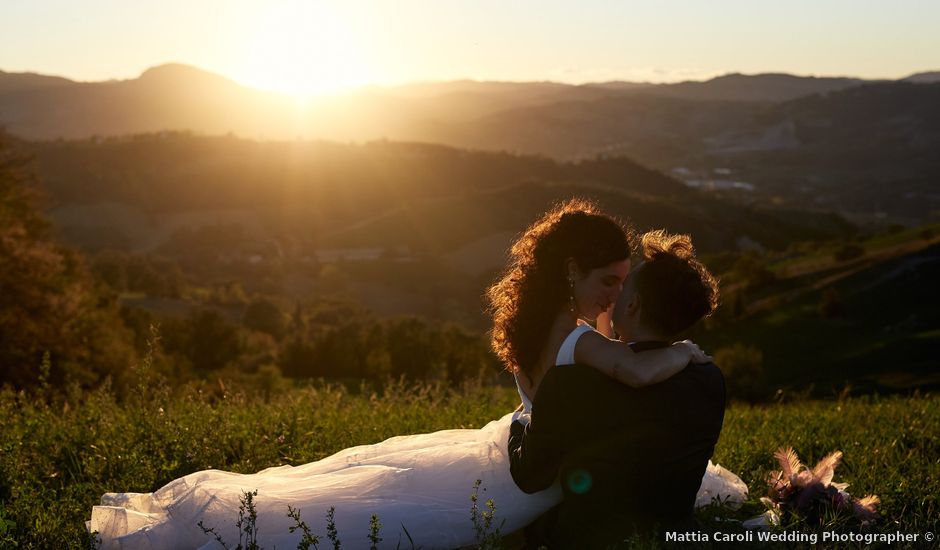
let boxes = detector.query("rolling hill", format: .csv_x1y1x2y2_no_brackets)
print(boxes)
698,228,940,396
453,82,940,222
23,133,853,264
4,64,938,224
6,129,936,396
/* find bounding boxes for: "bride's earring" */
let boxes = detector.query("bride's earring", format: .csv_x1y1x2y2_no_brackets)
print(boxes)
568,277,577,315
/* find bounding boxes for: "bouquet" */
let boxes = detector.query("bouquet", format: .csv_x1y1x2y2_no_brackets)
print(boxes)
750,447,879,528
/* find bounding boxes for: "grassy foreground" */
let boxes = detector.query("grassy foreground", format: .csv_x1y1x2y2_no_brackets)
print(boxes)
0,375,937,549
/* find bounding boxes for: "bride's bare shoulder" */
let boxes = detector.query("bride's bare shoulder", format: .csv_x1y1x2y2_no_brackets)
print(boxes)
574,329,631,364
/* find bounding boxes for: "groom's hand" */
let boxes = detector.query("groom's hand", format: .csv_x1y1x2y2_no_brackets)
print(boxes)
510,419,526,439
678,339,713,364
507,394,562,494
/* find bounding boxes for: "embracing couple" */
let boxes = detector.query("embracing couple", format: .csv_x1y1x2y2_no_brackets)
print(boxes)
89,199,745,549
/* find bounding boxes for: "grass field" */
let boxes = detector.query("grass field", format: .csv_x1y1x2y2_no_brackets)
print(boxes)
1,375,937,549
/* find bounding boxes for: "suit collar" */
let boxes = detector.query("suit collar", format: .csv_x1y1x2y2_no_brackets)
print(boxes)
627,340,670,352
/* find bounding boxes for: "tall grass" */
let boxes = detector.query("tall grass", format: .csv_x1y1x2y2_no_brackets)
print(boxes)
0,375,936,548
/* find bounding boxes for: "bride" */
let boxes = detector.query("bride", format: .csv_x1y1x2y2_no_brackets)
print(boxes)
89,200,746,549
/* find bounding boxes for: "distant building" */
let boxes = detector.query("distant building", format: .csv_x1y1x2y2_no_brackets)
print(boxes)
671,167,755,191
314,246,412,263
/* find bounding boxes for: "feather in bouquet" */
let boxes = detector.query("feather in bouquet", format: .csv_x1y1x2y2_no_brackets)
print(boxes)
756,447,879,527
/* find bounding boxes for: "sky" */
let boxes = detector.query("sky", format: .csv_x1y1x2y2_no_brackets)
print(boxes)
2,0,939,95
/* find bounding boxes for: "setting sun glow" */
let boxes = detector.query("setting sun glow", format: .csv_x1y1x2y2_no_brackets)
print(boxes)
239,1,375,96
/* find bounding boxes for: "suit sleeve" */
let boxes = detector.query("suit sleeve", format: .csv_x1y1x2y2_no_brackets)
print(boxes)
508,372,567,494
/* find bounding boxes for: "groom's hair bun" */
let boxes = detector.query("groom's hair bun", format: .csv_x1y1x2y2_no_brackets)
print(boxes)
635,230,719,337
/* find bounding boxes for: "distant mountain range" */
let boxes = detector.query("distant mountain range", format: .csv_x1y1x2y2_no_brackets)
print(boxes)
0,64,904,142
2,64,939,223
901,71,940,84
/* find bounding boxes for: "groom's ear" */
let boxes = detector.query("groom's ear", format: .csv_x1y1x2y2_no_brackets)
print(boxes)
627,293,641,317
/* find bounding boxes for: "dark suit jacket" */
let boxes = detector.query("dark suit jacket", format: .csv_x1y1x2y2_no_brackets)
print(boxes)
508,342,726,549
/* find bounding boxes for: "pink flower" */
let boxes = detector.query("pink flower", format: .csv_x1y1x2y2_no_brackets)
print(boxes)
762,447,879,525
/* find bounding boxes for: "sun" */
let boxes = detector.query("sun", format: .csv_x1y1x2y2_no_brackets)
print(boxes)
239,1,375,96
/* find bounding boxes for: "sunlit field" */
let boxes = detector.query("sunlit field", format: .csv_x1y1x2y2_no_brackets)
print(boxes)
1,367,936,548
3,3,940,549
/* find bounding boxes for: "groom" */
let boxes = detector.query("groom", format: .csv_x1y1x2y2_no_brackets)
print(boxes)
508,230,726,549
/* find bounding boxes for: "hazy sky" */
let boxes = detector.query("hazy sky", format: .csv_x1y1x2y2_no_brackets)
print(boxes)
2,0,938,94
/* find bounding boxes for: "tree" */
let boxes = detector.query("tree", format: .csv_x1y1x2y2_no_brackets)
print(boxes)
242,297,285,338
0,133,134,387
184,309,242,373
385,317,436,379
278,337,318,378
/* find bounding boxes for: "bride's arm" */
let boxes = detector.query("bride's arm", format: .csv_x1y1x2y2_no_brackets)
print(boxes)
574,331,710,387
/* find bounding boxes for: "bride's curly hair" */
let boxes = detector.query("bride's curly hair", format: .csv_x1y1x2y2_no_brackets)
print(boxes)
486,198,631,380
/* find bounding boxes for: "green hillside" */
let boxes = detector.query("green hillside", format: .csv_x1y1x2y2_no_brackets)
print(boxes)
699,227,940,398
26,133,851,256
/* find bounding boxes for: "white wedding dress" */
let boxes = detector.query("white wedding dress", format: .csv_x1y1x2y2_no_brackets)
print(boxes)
89,325,747,549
